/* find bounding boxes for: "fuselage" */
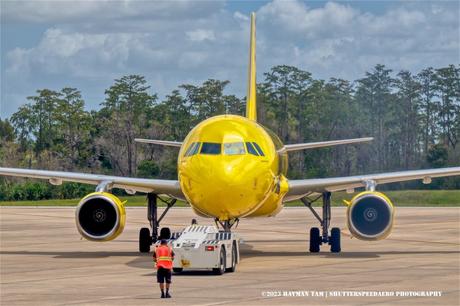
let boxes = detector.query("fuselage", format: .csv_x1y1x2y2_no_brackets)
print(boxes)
178,115,289,221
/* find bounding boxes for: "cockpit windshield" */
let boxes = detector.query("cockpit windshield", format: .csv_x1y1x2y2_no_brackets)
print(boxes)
184,141,264,156
246,142,259,156
200,142,221,155
252,142,265,156
184,142,200,157
224,142,246,155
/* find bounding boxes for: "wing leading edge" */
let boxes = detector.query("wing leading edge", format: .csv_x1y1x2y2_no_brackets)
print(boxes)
0,167,184,200
285,167,460,202
279,137,373,153
134,138,183,147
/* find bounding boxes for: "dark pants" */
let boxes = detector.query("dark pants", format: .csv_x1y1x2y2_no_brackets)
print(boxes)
157,267,172,284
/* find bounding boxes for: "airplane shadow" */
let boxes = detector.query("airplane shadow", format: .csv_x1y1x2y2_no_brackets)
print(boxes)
0,250,146,258
2,247,459,268
239,243,460,259
142,271,218,277
2,248,459,260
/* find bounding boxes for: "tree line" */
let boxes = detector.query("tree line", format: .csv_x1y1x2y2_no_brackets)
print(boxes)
1,64,459,200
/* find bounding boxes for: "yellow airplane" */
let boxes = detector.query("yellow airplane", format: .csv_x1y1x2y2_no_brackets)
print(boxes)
1,13,459,254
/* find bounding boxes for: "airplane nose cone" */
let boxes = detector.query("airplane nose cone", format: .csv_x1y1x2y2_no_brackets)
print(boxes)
179,155,273,220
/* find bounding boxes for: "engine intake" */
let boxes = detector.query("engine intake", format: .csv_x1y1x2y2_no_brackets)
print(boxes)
346,191,394,241
75,192,126,241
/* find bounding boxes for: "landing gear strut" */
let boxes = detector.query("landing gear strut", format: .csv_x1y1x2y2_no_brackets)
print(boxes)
215,218,239,232
139,193,176,253
301,192,341,253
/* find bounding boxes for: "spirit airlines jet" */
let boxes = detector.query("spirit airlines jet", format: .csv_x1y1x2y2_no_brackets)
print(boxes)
1,13,459,254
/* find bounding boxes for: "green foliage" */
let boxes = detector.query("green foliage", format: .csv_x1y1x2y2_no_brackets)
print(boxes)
427,144,448,168
0,181,94,201
137,160,160,178
1,190,458,207
2,64,459,198
98,75,157,176
0,119,14,143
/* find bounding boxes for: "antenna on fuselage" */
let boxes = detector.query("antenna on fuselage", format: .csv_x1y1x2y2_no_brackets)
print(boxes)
246,12,257,121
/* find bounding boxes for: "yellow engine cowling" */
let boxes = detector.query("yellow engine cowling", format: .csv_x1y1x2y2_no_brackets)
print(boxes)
75,192,126,241
344,191,395,241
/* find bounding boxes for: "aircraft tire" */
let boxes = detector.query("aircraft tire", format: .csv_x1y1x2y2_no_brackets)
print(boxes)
330,227,341,253
139,227,151,253
213,247,226,275
160,227,171,240
309,227,321,253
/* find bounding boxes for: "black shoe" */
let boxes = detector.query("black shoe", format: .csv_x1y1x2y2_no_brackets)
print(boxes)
166,293,171,298
161,293,165,299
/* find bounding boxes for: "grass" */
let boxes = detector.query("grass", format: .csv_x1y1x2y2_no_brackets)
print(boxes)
0,190,459,207
285,190,460,207
0,196,188,207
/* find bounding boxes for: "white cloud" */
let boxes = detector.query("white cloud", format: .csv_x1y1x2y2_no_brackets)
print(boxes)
186,29,216,42
1,0,223,23
256,0,458,80
1,0,459,117
6,28,139,78
233,11,249,22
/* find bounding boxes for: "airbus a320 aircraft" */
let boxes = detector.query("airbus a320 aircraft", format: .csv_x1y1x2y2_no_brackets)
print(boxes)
1,13,459,254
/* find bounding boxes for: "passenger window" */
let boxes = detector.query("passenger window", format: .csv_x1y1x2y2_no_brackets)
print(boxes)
224,142,246,155
246,142,259,156
200,142,221,155
252,142,265,156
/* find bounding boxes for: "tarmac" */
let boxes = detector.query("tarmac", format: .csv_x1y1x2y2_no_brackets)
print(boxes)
1,206,459,306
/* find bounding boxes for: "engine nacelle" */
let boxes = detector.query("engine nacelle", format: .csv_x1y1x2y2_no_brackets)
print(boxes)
345,191,394,241
75,192,126,241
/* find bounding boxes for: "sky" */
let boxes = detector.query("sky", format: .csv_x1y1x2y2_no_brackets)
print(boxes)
1,0,459,118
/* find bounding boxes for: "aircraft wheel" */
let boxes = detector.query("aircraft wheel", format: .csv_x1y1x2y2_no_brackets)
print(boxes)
139,227,151,253
226,242,237,273
160,227,171,240
173,268,183,273
213,247,226,275
330,227,341,253
309,227,321,253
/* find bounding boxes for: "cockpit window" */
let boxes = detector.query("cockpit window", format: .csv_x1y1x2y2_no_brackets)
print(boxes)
184,143,194,156
224,142,246,155
246,142,259,156
252,142,265,156
184,142,200,157
200,142,221,155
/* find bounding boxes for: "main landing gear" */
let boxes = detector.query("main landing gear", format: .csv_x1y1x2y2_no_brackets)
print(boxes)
301,192,341,253
139,193,176,253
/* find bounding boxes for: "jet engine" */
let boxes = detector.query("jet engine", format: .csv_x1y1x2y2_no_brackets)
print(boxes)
75,192,126,241
345,191,394,241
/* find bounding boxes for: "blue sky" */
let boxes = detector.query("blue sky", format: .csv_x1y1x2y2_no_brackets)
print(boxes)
1,0,459,118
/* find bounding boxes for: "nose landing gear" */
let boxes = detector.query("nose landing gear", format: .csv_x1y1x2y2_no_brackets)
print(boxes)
301,192,341,253
215,218,239,232
139,193,176,253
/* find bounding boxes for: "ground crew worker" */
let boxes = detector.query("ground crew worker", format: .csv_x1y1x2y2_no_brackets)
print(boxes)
153,239,175,298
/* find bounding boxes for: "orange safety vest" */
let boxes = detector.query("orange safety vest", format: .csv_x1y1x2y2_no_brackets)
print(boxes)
155,245,173,270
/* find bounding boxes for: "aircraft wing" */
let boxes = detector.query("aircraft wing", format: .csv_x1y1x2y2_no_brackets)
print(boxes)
285,167,460,202
0,167,184,199
279,137,373,153
134,138,182,147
